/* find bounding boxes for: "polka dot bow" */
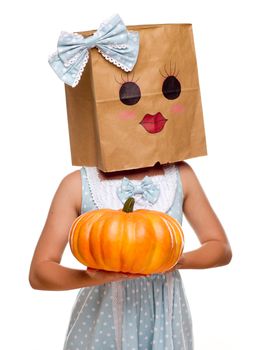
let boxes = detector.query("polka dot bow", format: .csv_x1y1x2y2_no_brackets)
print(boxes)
48,14,140,87
117,177,160,205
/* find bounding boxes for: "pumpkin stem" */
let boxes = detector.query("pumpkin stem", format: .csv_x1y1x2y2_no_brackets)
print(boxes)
122,197,135,213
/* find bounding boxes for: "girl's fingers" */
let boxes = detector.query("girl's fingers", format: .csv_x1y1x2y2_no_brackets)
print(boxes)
86,267,149,282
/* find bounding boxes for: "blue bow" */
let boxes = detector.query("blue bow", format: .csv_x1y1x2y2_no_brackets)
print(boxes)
117,176,160,205
48,14,139,87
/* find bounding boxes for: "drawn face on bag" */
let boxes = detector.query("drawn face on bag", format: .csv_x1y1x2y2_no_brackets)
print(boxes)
117,64,183,134
65,25,207,171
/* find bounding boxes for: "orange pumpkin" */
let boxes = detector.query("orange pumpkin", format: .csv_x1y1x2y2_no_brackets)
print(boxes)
69,197,184,274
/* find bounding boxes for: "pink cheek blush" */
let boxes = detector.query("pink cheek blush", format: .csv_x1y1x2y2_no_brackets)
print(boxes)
118,111,137,120
171,104,185,114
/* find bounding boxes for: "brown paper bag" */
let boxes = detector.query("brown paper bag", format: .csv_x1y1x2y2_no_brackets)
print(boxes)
65,23,207,172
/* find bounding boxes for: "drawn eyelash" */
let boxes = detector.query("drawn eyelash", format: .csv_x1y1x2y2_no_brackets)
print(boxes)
159,61,180,78
114,72,140,85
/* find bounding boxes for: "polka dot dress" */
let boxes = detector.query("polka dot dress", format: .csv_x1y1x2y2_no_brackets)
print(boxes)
63,164,194,350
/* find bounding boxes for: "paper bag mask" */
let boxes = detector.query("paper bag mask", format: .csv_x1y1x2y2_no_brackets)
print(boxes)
53,19,207,172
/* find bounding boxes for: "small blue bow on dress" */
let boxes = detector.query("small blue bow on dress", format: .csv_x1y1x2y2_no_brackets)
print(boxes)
117,177,160,205
48,14,139,87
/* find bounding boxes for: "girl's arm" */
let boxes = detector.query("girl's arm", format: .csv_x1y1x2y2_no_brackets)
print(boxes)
175,161,232,269
28,171,136,291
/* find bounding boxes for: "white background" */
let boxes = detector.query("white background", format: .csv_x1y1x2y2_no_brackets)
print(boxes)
1,0,267,349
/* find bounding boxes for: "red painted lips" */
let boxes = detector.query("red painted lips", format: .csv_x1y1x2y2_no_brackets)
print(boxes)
139,112,168,133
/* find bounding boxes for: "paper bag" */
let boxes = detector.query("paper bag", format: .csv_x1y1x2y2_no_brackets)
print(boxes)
65,23,207,172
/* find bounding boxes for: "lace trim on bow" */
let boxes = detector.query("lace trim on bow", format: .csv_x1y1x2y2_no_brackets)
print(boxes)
48,31,89,88
97,48,131,72
73,52,89,87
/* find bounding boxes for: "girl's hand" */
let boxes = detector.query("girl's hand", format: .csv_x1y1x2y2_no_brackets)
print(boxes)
86,267,148,285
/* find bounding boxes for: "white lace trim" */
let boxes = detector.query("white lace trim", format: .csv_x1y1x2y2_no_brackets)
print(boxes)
64,52,81,67
72,51,89,87
84,168,100,210
84,164,178,213
97,48,131,72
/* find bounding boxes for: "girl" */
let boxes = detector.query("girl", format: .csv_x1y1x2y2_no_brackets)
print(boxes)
29,160,232,349
30,14,232,349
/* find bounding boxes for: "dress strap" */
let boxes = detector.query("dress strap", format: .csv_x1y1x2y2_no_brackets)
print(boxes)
80,167,96,214
166,163,184,224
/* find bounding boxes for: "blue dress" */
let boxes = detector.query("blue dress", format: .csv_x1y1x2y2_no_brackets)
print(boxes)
63,164,193,350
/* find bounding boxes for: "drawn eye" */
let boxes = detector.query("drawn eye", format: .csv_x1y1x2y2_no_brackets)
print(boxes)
119,82,141,105
162,76,181,100
160,62,181,100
